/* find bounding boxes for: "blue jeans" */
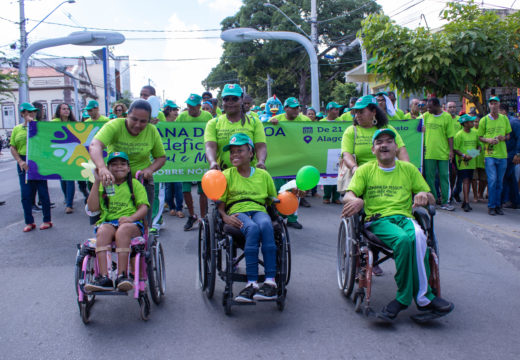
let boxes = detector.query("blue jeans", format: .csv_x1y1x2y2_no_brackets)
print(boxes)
17,161,51,224
502,158,520,206
485,157,507,209
165,182,183,211
60,180,75,207
236,211,277,281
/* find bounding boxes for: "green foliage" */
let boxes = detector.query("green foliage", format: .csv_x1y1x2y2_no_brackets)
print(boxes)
204,0,380,106
329,81,359,104
0,53,18,98
360,1,520,114
116,90,133,108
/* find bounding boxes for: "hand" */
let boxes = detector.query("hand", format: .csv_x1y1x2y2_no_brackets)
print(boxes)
413,192,429,208
98,167,115,187
449,150,454,161
514,155,520,165
489,138,499,145
256,161,266,170
223,213,242,228
19,160,29,172
150,117,159,125
342,198,364,218
209,161,220,170
351,165,358,174
464,155,473,161
141,167,155,181
118,216,133,224
496,135,505,142
270,117,279,125
291,189,306,198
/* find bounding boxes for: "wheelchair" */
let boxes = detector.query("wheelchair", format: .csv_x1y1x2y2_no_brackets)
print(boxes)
198,200,291,315
74,229,166,324
336,205,441,320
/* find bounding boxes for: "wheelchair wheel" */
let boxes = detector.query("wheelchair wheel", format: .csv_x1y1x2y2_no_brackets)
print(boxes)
205,208,218,299
198,219,208,290
148,239,165,305
353,289,365,313
282,221,291,286
139,293,151,321
80,301,91,324
78,253,96,317
223,236,234,316
337,217,358,298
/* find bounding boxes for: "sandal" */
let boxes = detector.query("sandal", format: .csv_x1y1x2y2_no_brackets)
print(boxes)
40,222,53,230
176,211,185,218
323,199,331,204
23,224,36,232
169,210,176,216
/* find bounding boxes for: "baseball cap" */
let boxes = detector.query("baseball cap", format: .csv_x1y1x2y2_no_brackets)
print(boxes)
372,128,396,144
222,133,254,152
186,94,202,107
221,84,243,98
84,100,99,110
488,96,500,103
163,100,180,109
19,102,38,112
458,114,477,124
107,151,129,164
284,97,300,108
352,95,377,110
326,101,342,111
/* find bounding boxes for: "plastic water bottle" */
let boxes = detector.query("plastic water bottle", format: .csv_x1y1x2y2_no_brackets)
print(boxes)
105,180,115,197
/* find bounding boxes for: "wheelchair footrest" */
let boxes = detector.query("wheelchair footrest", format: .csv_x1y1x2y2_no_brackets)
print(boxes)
83,290,129,296
231,300,256,306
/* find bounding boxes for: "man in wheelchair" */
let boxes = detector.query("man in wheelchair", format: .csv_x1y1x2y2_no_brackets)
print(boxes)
342,129,454,321
218,133,278,303
84,152,150,292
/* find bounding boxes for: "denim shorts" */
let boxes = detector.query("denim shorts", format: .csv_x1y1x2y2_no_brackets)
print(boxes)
94,219,145,235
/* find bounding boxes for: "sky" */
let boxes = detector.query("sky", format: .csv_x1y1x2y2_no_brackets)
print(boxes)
1,0,518,107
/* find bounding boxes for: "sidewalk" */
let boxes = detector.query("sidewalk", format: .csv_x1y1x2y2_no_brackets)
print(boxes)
0,149,14,163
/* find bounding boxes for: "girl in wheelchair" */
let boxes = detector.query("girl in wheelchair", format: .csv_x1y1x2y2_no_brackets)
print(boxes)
84,152,150,292
218,133,278,303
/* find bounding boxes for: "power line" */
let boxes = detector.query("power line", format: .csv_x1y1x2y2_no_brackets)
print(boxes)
125,37,221,41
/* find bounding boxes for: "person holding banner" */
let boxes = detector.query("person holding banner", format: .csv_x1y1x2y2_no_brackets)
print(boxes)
10,103,52,232
163,100,184,218
321,102,344,205
341,95,410,275
89,100,166,226
376,92,405,121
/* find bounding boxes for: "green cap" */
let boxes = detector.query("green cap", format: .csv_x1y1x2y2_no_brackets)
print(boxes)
81,110,89,118
85,100,99,110
372,128,396,144
488,96,500,103
458,114,477,124
222,83,243,97
343,107,352,113
163,100,180,109
326,101,342,111
186,94,202,107
252,105,261,111
352,95,377,110
107,151,129,164
222,133,254,152
375,91,388,97
19,102,38,112
316,112,325,118
284,97,300,108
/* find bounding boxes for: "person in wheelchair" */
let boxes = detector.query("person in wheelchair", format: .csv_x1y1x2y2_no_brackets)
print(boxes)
218,133,278,303
342,128,454,321
84,152,150,292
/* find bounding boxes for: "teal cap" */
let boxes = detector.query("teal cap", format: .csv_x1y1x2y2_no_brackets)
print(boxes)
107,151,129,164
372,128,396,144
85,100,99,110
252,105,261,111
316,112,325,118
488,96,500,103
223,133,254,152
352,95,377,109
186,94,202,107
81,110,89,118
284,97,300,108
459,114,477,124
375,91,388,97
222,83,243,97
343,107,352,113
163,100,180,109
19,102,38,112
326,101,342,111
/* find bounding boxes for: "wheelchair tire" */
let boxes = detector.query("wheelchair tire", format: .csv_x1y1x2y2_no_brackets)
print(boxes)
148,240,165,305
205,208,218,299
198,219,208,290
80,301,90,324
223,236,234,316
139,294,151,321
282,222,291,286
337,217,357,298
354,290,364,313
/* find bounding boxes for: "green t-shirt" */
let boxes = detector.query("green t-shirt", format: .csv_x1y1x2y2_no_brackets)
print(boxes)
220,167,277,215
176,110,213,122
204,114,266,170
476,139,485,168
10,123,28,156
451,115,461,133
216,107,223,116
85,115,110,122
156,111,166,122
94,118,166,176
247,111,260,121
339,111,354,122
347,160,430,219
97,178,150,224
271,113,311,122
403,113,422,120
477,114,512,159
341,124,406,166
387,109,406,121
423,111,456,160
454,129,479,170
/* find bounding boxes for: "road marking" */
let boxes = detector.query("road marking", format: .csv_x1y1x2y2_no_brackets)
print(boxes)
445,212,520,240
6,220,24,229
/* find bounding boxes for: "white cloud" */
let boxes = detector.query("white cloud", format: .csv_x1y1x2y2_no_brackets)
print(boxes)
198,0,242,12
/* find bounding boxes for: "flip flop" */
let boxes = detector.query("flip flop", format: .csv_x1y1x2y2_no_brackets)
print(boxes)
23,223,36,232
40,222,53,230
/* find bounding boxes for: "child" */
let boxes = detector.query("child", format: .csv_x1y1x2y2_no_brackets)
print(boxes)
85,152,150,292
454,115,481,212
218,133,278,302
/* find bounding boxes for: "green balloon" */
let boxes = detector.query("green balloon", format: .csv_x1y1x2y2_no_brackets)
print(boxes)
296,165,320,191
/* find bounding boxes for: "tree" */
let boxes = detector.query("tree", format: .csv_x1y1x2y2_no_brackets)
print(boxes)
204,0,380,107
360,1,520,114
0,53,18,99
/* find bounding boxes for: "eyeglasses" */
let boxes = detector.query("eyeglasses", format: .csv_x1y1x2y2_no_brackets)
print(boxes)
418,104,425,107
223,96,239,102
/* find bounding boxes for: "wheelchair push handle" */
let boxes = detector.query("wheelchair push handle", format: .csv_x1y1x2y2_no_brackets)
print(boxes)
135,171,145,184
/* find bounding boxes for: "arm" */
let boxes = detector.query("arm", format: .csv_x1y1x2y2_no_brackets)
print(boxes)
205,141,219,170
141,155,166,181
342,152,358,172
413,191,435,208
255,142,267,170
479,136,498,145
86,171,101,212
217,201,243,228
119,204,149,224
396,147,410,162
341,191,364,218
10,146,28,171
89,138,114,186
448,137,454,161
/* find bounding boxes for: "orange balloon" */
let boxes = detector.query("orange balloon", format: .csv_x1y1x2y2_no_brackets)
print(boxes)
201,170,227,201
275,191,299,215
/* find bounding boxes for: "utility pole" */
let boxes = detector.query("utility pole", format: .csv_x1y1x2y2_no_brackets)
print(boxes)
266,73,272,99
19,0,28,54
310,0,318,51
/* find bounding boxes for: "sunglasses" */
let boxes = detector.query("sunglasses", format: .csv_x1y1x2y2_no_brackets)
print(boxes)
223,96,239,102
418,104,425,107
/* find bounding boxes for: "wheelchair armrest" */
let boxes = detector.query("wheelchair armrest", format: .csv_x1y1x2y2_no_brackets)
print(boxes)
412,206,432,231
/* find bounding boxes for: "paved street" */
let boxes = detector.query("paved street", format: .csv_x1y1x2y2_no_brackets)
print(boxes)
1,155,519,359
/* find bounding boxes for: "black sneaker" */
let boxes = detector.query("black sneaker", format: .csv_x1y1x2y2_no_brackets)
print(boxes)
495,207,504,215
253,282,277,300
453,194,461,203
184,215,198,231
235,284,257,303
32,204,42,212
115,272,133,292
488,208,496,216
300,198,311,208
287,221,303,229
417,297,454,314
377,299,408,321
84,276,113,292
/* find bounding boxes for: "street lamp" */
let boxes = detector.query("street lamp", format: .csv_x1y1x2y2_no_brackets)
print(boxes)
221,28,320,112
26,0,76,37
19,31,125,104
